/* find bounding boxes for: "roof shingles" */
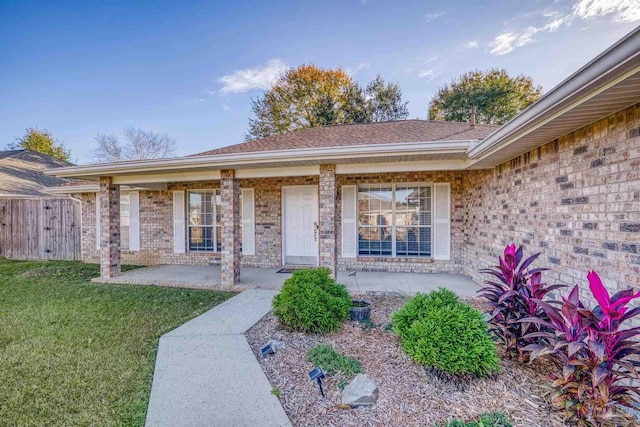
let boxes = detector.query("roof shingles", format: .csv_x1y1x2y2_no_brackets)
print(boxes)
194,120,500,156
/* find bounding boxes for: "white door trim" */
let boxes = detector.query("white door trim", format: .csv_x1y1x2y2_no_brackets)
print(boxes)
281,185,319,266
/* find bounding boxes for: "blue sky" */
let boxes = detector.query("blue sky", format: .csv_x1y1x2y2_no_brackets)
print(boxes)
0,1,638,164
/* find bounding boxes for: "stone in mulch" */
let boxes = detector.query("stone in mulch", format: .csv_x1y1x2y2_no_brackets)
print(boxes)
245,293,631,427
341,373,378,407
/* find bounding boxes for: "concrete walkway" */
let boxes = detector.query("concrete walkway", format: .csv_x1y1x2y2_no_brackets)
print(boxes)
98,265,481,298
145,290,291,427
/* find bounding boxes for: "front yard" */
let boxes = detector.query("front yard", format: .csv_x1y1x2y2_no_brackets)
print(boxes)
0,258,234,426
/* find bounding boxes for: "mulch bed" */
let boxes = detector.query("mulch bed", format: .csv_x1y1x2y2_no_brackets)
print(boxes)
246,293,571,427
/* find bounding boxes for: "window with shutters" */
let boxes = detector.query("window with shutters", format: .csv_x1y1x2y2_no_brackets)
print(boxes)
357,183,432,257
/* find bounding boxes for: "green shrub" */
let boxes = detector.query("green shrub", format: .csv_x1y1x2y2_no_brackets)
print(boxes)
436,413,512,427
272,268,351,333
307,343,361,376
392,288,459,337
392,288,499,378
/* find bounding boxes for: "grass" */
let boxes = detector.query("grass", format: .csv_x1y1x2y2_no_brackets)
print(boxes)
0,258,235,426
306,343,362,377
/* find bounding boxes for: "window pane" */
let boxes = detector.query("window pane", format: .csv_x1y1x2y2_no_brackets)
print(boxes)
396,226,431,257
395,185,431,227
189,226,215,251
357,183,433,258
120,193,130,250
358,186,392,256
358,227,392,256
188,190,216,251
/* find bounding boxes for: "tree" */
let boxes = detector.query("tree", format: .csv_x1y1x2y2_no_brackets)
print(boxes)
93,126,176,162
8,127,70,161
365,75,409,122
428,69,543,125
245,65,410,140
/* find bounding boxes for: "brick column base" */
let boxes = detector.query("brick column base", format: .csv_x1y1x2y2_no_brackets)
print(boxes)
221,169,240,287
99,176,121,278
319,164,337,278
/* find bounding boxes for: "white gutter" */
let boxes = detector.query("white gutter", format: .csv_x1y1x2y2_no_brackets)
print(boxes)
468,26,640,161
45,140,474,178
45,184,100,194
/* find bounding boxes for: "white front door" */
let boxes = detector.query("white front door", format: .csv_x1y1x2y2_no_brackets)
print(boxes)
283,186,318,265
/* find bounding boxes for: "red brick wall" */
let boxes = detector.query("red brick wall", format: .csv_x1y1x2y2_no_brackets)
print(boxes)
462,103,640,301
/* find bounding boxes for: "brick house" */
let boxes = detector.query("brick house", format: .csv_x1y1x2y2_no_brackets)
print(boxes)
47,28,640,296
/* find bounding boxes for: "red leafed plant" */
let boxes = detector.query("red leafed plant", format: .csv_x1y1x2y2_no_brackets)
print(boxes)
478,244,565,360
524,271,640,426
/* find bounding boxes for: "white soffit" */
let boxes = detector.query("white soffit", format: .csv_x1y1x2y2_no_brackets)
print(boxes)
467,27,640,169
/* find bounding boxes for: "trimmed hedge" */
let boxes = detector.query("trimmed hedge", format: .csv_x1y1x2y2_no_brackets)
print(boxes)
272,268,351,333
392,288,499,378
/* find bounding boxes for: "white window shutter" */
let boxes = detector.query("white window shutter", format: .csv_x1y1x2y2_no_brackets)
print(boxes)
173,190,186,254
95,193,101,251
341,185,357,258
129,191,140,251
433,183,451,260
241,188,255,256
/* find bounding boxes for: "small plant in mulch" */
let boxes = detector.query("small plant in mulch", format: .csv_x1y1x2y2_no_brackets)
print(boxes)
272,268,351,333
435,412,512,427
359,318,377,330
307,343,361,377
392,288,500,378
270,387,282,398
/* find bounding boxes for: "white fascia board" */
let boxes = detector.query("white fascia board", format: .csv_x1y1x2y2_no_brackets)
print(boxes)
468,27,640,161
336,159,467,174
236,165,320,178
44,184,151,194
45,140,474,178
113,171,221,184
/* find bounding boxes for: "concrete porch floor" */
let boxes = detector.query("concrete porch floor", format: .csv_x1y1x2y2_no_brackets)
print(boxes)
94,265,481,298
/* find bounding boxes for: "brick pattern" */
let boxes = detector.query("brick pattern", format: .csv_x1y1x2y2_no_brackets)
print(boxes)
82,173,463,275
337,171,464,273
462,103,640,303
99,176,121,278
319,164,338,277
220,169,240,286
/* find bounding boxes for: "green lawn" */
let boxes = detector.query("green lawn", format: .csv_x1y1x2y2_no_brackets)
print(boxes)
0,258,235,426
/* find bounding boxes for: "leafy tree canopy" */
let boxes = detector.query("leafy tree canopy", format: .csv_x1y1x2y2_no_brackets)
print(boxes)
245,65,409,140
7,127,71,161
428,69,542,125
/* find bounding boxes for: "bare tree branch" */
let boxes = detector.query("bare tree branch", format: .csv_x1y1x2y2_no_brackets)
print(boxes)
93,126,177,162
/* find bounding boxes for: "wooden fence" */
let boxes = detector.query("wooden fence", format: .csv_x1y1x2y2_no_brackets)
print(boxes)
0,198,81,261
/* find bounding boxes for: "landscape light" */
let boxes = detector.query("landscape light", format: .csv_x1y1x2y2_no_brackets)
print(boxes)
308,367,325,397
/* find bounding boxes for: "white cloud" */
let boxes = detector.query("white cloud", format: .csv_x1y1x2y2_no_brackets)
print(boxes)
218,59,288,93
465,41,479,49
418,69,437,80
489,0,639,56
221,102,231,111
423,11,445,22
572,0,640,23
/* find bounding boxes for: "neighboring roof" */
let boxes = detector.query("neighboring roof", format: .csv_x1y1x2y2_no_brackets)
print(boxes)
194,120,500,156
468,25,640,169
0,150,73,197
